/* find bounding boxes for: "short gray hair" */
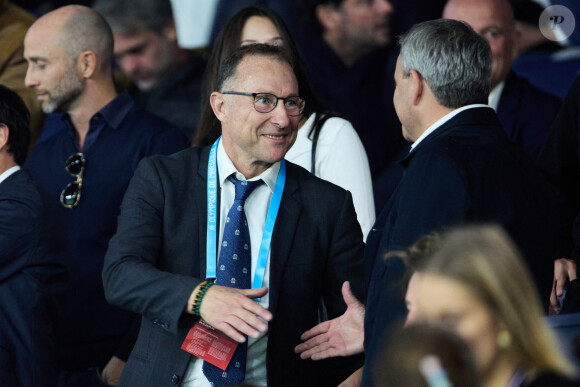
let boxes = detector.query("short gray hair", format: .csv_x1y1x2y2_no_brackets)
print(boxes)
399,19,491,108
93,0,173,36
217,44,295,92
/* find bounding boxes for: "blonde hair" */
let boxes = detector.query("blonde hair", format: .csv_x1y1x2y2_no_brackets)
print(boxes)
423,224,575,377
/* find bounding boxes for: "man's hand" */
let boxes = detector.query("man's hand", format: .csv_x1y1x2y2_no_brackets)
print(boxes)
550,258,577,315
295,281,365,360
200,285,272,343
101,355,126,386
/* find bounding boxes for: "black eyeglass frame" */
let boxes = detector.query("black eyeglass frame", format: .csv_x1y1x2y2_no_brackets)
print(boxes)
60,152,85,209
221,91,305,116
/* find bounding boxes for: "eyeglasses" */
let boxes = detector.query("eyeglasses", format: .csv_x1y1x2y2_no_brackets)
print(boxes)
221,91,305,116
60,153,85,208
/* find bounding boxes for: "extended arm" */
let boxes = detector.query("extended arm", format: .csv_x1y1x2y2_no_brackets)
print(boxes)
295,281,365,359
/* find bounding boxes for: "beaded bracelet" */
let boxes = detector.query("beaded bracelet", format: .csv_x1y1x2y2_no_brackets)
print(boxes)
191,280,214,317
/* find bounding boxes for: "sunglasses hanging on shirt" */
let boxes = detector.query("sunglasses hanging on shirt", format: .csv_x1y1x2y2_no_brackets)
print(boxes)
60,152,85,208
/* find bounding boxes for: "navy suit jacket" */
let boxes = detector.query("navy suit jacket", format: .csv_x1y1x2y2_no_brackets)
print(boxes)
0,169,62,387
539,73,580,259
497,71,562,161
362,107,572,386
103,146,365,386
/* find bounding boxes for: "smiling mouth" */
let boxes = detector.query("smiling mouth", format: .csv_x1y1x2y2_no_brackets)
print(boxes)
264,134,285,140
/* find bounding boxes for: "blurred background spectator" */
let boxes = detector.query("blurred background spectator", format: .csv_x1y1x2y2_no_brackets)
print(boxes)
92,0,206,142
0,0,44,148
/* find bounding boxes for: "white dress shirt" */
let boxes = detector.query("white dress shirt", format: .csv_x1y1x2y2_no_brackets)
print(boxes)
411,104,492,150
0,165,20,185
183,141,274,386
488,81,505,111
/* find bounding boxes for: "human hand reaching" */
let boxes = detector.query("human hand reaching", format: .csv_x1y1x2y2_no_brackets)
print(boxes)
550,258,577,314
295,281,365,360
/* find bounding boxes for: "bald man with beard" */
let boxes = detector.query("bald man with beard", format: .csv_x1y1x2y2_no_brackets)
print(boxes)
23,5,188,385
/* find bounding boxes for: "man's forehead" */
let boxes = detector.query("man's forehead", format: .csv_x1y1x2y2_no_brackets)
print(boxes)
113,29,157,50
238,54,290,70
444,0,509,23
24,25,59,57
232,54,297,89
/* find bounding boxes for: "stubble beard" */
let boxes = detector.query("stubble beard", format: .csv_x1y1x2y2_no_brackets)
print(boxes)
41,67,84,114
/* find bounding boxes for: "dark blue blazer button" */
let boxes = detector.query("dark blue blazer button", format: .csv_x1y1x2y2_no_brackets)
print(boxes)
171,374,180,384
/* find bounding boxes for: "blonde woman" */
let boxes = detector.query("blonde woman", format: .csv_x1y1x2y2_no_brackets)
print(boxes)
411,225,578,387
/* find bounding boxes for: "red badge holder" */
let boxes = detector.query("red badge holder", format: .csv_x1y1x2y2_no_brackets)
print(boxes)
181,319,239,370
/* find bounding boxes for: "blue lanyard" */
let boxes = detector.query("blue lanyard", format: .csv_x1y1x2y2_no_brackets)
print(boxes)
205,137,286,289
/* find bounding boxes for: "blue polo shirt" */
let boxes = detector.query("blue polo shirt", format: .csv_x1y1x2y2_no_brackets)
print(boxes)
25,92,189,370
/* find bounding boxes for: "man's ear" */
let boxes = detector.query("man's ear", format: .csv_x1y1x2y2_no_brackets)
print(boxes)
210,92,226,122
78,50,97,78
162,19,178,43
408,70,424,106
315,4,341,32
0,124,9,151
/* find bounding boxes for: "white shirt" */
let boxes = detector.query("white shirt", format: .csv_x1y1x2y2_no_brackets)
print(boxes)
488,81,506,111
411,104,492,150
183,141,273,386
285,113,375,240
0,165,20,185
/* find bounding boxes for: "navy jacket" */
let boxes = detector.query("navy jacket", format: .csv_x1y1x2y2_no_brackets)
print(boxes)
539,73,580,259
497,71,561,161
362,107,572,386
0,169,61,386
103,147,365,386
25,92,189,371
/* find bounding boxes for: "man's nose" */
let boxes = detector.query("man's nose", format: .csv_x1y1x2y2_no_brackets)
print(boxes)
376,0,394,15
119,55,140,76
24,67,38,89
270,101,291,128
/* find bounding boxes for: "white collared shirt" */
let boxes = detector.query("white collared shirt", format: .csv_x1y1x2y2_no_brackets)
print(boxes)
411,104,492,150
488,81,505,111
0,165,20,185
183,141,275,386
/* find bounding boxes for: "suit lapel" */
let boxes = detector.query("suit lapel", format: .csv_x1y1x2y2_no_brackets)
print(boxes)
496,71,519,138
268,164,300,317
196,146,211,279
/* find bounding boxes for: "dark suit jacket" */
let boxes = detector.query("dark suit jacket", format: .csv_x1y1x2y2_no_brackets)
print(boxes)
362,107,572,386
103,147,365,387
497,71,562,161
0,169,61,387
539,73,580,259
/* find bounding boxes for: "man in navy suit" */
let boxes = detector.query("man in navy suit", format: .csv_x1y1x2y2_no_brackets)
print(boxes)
443,0,561,161
0,85,60,386
296,19,571,386
103,44,364,386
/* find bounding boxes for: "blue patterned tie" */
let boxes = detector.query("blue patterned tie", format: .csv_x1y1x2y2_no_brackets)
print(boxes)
203,176,263,386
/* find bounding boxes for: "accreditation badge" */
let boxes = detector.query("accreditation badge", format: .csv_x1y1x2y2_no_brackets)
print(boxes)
181,319,238,370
